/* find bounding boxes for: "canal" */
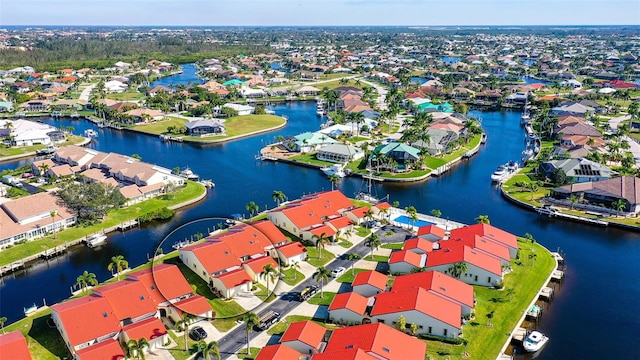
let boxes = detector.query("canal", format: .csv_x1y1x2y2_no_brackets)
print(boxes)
1,65,638,359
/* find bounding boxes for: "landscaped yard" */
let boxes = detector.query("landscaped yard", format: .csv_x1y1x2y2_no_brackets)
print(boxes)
0,135,86,159
306,247,335,267
0,181,206,267
132,117,187,135
289,152,333,167
336,268,369,283
254,283,276,303
279,267,306,286
307,291,336,306
104,90,145,101
4,309,71,360
267,315,313,335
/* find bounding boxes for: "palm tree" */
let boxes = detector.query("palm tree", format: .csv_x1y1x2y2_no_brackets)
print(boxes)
430,209,442,218
612,199,627,217
243,312,259,354
75,270,98,294
50,209,58,240
448,262,468,278
328,173,340,190
313,267,332,298
126,338,150,360
569,194,580,209
175,313,195,352
365,234,381,258
475,215,490,224
312,233,329,259
291,261,301,280
0,316,6,334
347,253,361,275
107,255,129,280
404,206,418,229
200,340,220,360
260,263,278,297
246,201,259,219
272,190,286,207
38,163,50,177
524,233,535,244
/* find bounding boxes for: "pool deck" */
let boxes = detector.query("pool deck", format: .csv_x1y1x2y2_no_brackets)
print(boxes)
388,208,466,231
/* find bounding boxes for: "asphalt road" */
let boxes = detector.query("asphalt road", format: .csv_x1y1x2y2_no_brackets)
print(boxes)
217,225,411,358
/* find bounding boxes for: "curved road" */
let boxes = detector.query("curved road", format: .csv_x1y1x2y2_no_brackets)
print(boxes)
216,225,411,358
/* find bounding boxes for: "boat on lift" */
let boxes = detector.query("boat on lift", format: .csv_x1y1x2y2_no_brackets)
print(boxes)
321,163,346,178
523,331,549,353
179,167,200,181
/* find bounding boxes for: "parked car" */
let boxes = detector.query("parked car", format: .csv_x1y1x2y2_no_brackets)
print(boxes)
298,285,320,301
331,266,346,278
257,311,280,330
189,326,208,341
21,172,34,179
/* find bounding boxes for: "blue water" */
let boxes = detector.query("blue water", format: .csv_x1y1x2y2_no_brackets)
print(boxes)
522,59,536,67
1,65,639,359
410,77,427,85
393,215,433,227
441,56,460,64
522,75,551,85
150,63,204,88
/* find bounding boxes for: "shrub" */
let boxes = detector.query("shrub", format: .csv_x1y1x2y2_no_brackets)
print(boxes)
418,333,464,345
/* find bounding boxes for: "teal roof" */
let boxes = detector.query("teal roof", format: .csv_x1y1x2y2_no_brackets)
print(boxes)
223,79,247,86
373,142,420,160
416,101,454,113
295,132,336,147
0,101,13,108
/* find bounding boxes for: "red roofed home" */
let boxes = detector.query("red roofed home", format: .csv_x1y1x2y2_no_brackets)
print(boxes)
344,206,370,225
75,338,125,360
449,223,518,258
275,241,308,266
417,225,446,242
371,287,462,338
256,344,302,360
447,234,511,266
0,331,33,360
121,317,168,351
389,250,427,274
92,280,158,323
371,202,392,221
251,220,289,250
325,215,354,235
323,322,427,360
267,190,355,242
312,347,378,360
403,238,436,255
126,264,213,321
213,268,253,299
51,296,122,358
280,320,328,355
328,292,369,324
391,271,474,316
352,270,388,297
242,255,279,281
426,245,503,286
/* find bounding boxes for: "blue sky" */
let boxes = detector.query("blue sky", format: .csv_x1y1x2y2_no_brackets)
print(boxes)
2,0,639,26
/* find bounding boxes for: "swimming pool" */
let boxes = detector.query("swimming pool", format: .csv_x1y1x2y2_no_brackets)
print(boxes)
393,215,434,227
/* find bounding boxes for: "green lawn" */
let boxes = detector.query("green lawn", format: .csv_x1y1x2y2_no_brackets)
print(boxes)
167,329,200,360
254,283,276,303
4,309,71,360
132,117,187,135
0,135,86,159
355,226,371,237
236,347,261,359
424,239,556,360
336,268,370,283
307,291,336,306
280,267,305,286
306,247,335,267
337,239,353,248
289,152,333,167
267,315,313,335
0,181,206,267
104,91,145,101
381,243,403,250
363,254,390,262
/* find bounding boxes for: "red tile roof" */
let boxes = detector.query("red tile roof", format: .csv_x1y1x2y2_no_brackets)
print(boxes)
323,323,427,360
308,224,337,237
255,344,302,360
123,317,167,341
51,296,121,347
0,331,32,360
216,224,273,258
328,292,368,314
215,268,252,289
389,250,425,267
172,295,212,317
374,202,391,210
92,280,158,321
243,255,278,275
403,238,435,253
352,270,388,291
416,225,446,239
75,339,125,360
449,224,518,251
372,288,461,328
276,242,307,258
271,190,354,229
280,320,327,348
391,271,474,308
326,216,354,230
251,220,288,246
347,206,369,219
447,234,510,262
182,241,241,274
127,263,193,304
312,348,378,360
426,246,502,276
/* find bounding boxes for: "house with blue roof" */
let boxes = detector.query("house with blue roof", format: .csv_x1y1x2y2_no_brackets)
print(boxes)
0,101,14,112
372,142,421,172
416,101,454,113
284,132,337,153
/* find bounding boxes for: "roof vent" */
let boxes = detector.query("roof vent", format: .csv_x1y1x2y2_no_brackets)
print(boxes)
103,312,108,317
439,286,446,291
383,347,391,353
346,345,354,349
150,285,156,290
140,295,145,300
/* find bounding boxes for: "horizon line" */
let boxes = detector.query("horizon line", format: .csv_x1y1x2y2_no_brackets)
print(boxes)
3,24,639,28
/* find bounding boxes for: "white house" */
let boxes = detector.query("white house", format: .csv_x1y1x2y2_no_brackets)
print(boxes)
328,292,368,325
389,250,426,274
279,320,326,355
426,246,503,286
352,270,388,298
222,103,254,116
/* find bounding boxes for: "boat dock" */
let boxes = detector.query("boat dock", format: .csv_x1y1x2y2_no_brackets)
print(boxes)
0,238,85,277
539,287,555,301
551,269,565,282
117,219,139,231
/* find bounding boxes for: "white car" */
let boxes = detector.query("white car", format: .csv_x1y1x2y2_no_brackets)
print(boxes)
331,267,346,278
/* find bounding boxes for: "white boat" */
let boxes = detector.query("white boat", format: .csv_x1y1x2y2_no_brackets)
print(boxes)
86,233,107,248
24,303,38,315
537,205,559,217
179,167,200,181
321,164,346,178
171,239,194,250
84,129,98,137
506,161,519,172
523,331,549,353
490,165,507,182
36,144,58,156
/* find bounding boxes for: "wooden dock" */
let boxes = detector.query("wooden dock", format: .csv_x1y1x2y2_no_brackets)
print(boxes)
539,286,555,301
551,269,565,282
511,327,528,343
117,219,139,231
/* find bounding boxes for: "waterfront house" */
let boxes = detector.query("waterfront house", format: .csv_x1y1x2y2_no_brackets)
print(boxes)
352,270,388,297
274,241,308,266
539,158,613,183
551,176,640,214
280,320,328,355
0,101,14,112
328,291,369,324
372,142,421,171
425,245,503,286
316,143,364,163
449,223,519,258
255,344,302,360
417,225,446,242
184,119,226,136
295,85,320,96
403,237,437,254
370,287,462,338
447,234,511,266
124,108,164,123
284,131,337,153
391,270,474,316
0,192,76,249
222,103,254,116
412,128,459,156
389,250,427,274
0,119,60,146
0,331,33,360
